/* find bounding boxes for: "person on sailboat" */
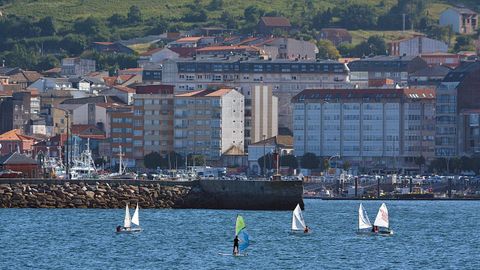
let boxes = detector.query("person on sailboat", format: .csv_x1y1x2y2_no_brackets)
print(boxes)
304,226,310,233
371,226,378,233
233,235,239,255
116,225,123,232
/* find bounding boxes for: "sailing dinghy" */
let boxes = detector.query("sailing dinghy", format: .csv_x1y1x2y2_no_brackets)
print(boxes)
116,203,142,233
373,203,393,236
357,203,373,234
291,204,310,233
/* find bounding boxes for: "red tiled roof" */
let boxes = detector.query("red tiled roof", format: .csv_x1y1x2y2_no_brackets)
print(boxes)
44,67,61,73
175,36,203,43
112,85,136,93
260,17,291,27
169,47,196,57
103,77,116,86
0,129,37,142
292,88,435,101
196,45,260,53
140,47,163,56
120,68,143,72
176,88,233,97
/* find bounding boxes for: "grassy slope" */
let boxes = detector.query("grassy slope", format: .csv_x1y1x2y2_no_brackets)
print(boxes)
1,0,398,22
1,0,459,48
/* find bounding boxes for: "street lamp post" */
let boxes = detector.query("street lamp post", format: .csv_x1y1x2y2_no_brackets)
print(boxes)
263,134,266,178
65,111,70,180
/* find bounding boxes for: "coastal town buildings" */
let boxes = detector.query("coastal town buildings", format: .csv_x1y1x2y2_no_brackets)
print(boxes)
0,91,31,134
292,88,435,172
247,135,294,175
436,61,480,157
348,56,428,87
161,56,349,130
174,88,244,161
60,58,96,76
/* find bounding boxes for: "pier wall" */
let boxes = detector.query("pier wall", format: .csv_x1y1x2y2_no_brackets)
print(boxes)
0,179,303,210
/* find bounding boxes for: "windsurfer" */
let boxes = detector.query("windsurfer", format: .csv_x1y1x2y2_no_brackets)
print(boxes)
233,235,239,255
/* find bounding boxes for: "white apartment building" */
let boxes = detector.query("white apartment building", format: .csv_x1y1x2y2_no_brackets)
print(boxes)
161,56,350,131
174,88,244,161
248,85,278,146
292,88,435,172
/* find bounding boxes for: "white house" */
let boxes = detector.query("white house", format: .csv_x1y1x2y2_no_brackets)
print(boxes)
138,48,180,67
247,135,293,175
101,85,136,105
389,35,448,56
439,7,478,34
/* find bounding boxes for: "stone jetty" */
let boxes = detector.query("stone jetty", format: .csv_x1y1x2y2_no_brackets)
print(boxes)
0,181,209,208
0,179,304,210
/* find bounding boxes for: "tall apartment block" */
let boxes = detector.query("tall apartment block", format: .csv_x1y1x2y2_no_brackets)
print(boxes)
292,88,435,172
132,85,175,166
174,89,244,161
245,85,278,147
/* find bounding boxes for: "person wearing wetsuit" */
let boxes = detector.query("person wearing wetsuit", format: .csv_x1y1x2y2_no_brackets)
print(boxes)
233,235,239,255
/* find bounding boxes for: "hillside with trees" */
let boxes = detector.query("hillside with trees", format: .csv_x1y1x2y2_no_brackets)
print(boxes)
0,0,478,70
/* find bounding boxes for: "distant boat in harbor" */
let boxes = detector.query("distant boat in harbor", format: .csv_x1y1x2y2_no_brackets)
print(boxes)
117,203,142,233
357,203,393,236
357,203,373,234
373,203,393,235
291,204,310,233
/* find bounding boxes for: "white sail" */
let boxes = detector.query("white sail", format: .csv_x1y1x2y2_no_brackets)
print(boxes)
358,203,372,230
132,203,140,226
124,203,131,228
373,203,389,228
291,204,306,230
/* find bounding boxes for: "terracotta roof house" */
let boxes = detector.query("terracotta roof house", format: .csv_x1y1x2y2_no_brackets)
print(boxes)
0,152,41,178
258,16,292,35
8,70,42,88
318,28,352,46
71,124,106,140
0,129,38,155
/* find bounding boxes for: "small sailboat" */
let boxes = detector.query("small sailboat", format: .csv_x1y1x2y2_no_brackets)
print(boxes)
116,203,142,233
373,203,393,236
357,203,373,234
291,204,309,233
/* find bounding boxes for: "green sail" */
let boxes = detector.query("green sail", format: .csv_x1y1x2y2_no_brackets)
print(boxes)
235,215,246,236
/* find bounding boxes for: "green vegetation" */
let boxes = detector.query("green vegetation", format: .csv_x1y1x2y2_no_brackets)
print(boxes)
0,0,476,70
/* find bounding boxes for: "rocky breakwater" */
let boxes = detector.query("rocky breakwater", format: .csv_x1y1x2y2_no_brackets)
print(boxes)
0,181,206,208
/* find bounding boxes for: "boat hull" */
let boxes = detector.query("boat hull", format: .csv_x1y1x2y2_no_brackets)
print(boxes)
116,227,142,233
356,230,393,236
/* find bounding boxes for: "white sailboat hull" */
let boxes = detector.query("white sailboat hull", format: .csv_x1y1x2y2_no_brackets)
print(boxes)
356,229,394,236
116,227,142,233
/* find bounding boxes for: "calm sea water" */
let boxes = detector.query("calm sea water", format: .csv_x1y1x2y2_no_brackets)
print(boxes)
0,200,478,270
